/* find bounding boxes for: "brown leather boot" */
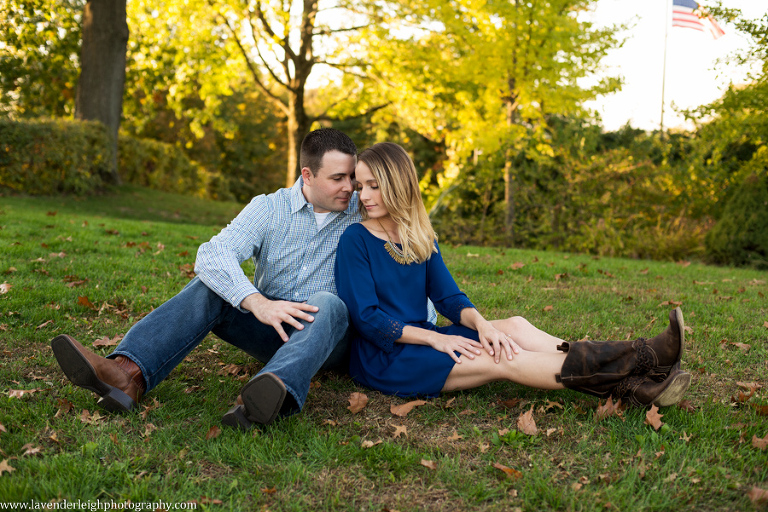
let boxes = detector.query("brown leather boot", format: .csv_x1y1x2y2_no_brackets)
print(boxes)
614,368,691,407
221,372,287,430
51,334,145,412
645,307,685,382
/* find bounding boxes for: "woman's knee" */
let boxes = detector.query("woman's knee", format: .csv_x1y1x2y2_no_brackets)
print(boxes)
499,315,532,336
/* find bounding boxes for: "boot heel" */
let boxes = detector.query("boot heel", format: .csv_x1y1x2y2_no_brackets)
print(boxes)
222,404,254,431
653,372,691,407
97,387,137,412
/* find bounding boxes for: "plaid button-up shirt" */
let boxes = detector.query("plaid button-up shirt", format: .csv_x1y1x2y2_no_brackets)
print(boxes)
195,178,361,309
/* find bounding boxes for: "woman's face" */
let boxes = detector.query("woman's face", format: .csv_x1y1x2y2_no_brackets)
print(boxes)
355,161,389,219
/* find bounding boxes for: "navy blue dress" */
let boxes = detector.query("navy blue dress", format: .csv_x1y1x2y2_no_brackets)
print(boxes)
335,223,478,398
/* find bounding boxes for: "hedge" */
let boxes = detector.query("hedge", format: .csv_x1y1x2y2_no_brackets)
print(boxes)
0,117,112,195
0,117,233,200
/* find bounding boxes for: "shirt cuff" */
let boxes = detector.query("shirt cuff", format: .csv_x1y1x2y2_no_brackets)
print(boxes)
231,282,261,313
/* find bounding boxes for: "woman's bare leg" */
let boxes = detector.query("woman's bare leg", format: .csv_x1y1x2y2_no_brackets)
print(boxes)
442,348,567,392
490,316,564,353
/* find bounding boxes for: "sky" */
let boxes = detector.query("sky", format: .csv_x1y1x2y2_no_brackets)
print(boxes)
582,0,767,132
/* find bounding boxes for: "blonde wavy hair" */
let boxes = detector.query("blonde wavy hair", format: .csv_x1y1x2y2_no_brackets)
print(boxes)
358,142,437,263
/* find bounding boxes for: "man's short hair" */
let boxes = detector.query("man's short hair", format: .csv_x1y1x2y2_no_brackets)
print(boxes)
300,128,357,176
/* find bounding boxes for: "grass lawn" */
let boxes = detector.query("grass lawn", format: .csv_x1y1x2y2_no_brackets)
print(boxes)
1,185,767,511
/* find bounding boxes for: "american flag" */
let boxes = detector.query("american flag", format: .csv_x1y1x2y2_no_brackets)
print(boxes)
672,0,725,39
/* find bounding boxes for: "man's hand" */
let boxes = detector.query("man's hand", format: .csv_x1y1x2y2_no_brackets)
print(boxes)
240,293,319,342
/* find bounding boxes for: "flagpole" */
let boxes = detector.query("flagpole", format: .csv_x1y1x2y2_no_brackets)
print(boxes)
660,0,669,141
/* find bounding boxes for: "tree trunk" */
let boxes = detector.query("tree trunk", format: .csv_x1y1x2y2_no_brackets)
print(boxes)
75,0,128,185
503,75,519,246
284,81,311,188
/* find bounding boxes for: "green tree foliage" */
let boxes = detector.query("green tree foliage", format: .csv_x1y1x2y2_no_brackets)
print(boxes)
362,0,622,241
0,0,84,117
705,160,768,268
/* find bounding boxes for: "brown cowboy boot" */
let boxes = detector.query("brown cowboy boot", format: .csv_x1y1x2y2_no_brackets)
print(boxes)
645,307,685,382
51,334,145,412
555,308,686,398
614,368,691,407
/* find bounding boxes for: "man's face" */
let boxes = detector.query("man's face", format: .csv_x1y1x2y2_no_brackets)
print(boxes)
301,150,356,213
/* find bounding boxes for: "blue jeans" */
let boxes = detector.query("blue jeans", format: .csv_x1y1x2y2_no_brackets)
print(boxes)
109,277,351,413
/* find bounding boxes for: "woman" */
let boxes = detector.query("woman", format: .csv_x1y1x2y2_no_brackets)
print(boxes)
335,142,691,406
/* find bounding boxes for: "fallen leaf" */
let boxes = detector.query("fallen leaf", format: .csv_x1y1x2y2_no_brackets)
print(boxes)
517,407,538,435
571,482,583,491
499,398,521,409
420,459,438,470
658,300,683,307
544,400,564,412
392,425,408,438
498,428,510,436
77,296,97,310
0,424,6,435
664,472,678,483
446,431,463,441
492,462,522,480
458,408,476,415
347,392,369,414
0,459,15,476
680,431,692,442
141,423,158,441
79,409,103,424
205,426,221,440
140,397,161,420
594,397,624,422
92,334,123,347
0,282,11,294
749,487,768,505
21,444,42,457
751,404,768,416
644,405,664,431
361,439,382,448
8,389,41,399
261,487,277,494
54,398,74,418
543,305,554,312
737,382,762,392
510,262,525,270
391,399,427,417
752,434,768,450
36,320,54,330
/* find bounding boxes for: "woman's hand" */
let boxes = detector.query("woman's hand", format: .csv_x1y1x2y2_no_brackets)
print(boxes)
427,333,485,364
476,320,520,363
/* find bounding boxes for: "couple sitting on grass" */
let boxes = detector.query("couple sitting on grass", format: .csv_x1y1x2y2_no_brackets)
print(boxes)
51,129,691,430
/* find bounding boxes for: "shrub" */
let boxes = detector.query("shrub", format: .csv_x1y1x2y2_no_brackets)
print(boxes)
118,134,233,201
0,117,113,194
705,154,768,268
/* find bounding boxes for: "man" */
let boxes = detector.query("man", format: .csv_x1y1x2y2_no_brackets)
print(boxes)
51,128,360,429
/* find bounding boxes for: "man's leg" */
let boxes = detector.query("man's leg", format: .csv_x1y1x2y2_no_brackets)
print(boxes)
52,277,236,411
216,291,351,427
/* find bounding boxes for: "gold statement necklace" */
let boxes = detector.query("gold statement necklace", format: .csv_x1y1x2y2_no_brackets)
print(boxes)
376,218,412,265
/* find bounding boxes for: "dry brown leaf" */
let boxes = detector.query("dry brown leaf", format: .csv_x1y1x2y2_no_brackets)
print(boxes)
205,426,221,440
680,431,692,442
0,459,15,476
752,434,768,450
21,444,42,457
141,423,158,439
347,392,369,414
77,296,97,310
749,487,768,505
737,381,763,392
0,424,6,435
391,399,427,417
751,404,768,416
92,334,124,348
140,397,161,420
8,389,41,399
764,321,768,329
543,305,554,312
517,407,538,435
658,300,683,307
644,405,664,431
36,320,54,330
492,462,522,480
446,431,463,441
0,282,12,294
392,425,408,439
677,400,696,413
420,459,438,470
510,262,525,269
361,439,383,449
594,397,624,422
261,487,277,494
